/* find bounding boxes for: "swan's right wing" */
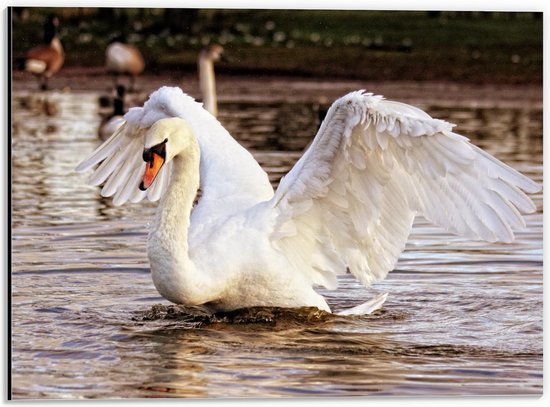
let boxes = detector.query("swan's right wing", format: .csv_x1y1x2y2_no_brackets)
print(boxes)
268,91,540,290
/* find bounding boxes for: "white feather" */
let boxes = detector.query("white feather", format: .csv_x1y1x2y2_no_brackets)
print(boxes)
270,90,540,287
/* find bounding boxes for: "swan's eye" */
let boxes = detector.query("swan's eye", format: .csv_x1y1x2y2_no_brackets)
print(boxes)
143,139,168,163
143,148,152,162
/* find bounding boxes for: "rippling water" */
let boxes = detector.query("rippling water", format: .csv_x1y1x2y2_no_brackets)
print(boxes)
10,87,543,399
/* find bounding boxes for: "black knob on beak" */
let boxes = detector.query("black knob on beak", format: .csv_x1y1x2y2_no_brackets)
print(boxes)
143,148,153,162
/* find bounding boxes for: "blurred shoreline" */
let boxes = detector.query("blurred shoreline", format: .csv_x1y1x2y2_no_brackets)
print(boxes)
12,9,542,86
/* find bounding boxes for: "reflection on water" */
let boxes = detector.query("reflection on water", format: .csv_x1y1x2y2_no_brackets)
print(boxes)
10,88,542,399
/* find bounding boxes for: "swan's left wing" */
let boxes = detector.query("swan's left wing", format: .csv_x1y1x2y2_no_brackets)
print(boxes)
268,90,540,290
75,101,174,206
77,86,273,209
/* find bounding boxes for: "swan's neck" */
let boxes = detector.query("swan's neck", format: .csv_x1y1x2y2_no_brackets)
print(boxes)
148,145,210,305
198,55,217,116
153,154,198,250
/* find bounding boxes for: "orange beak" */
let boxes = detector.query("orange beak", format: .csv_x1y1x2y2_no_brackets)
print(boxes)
140,152,165,191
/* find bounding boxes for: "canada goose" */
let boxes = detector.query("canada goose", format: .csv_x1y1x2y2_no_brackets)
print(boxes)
25,14,64,91
105,36,145,92
99,85,126,140
76,86,540,315
198,44,225,116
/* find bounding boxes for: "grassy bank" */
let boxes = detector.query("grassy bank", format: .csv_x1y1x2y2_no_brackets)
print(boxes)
11,8,542,84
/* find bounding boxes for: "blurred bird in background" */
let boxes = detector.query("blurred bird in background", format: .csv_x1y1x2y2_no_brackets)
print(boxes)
98,84,126,140
105,35,145,92
198,44,225,116
24,14,64,91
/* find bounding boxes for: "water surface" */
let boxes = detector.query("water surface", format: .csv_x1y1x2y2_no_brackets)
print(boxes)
10,86,543,399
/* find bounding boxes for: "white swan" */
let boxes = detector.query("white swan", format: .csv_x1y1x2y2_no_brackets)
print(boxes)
198,45,225,116
76,86,540,315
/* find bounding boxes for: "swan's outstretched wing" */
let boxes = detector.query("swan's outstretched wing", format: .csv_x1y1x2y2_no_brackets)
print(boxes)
269,90,540,289
76,87,273,208
75,121,169,205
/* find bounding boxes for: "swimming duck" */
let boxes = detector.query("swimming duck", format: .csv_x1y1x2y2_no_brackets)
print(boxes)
99,85,126,140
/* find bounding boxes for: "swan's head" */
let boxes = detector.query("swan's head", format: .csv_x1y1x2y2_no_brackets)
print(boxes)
139,117,195,191
201,44,226,63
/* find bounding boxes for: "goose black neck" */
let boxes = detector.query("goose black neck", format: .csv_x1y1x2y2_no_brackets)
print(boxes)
44,15,58,44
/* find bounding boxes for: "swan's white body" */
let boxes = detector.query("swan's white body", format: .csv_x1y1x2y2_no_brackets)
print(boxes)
76,86,540,315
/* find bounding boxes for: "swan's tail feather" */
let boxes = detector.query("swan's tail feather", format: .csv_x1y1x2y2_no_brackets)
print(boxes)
337,292,388,316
